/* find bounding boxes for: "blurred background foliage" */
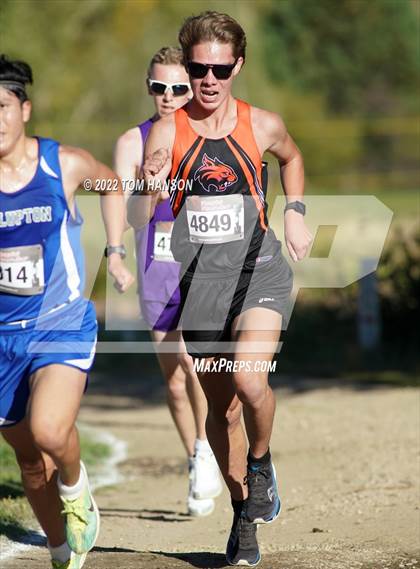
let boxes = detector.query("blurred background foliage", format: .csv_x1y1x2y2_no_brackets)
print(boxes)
1,0,419,378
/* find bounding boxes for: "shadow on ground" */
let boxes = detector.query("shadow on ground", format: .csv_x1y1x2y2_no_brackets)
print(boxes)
100,507,190,523
0,526,45,546
0,481,24,500
152,551,227,568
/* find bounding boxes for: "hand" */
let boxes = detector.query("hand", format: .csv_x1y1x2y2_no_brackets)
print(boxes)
107,255,135,293
284,209,313,262
143,148,172,201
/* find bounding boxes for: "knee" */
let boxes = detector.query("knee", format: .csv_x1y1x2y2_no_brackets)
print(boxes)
30,420,71,458
233,372,268,408
178,352,195,375
14,450,53,489
166,374,187,403
14,448,42,475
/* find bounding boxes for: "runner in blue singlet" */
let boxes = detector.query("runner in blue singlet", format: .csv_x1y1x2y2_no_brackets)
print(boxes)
0,54,134,569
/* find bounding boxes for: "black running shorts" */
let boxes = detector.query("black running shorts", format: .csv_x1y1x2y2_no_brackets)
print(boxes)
179,252,293,359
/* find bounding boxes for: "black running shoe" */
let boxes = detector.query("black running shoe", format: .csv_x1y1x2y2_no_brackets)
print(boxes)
246,460,281,524
226,507,261,567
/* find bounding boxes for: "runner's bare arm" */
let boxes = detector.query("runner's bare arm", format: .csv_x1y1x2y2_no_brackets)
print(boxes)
59,145,134,292
251,108,312,262
251,108,304,200
126,115,175,229
114,127,143,229
114,127,143,198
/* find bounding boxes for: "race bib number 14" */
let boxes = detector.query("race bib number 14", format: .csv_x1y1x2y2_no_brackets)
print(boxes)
0,244,45,295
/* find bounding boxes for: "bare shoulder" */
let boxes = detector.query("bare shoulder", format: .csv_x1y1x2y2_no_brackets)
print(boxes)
115,126,141,151
150,113,176,136
114,127,142,172
146,113,176,153
250,105,300,161
59,144,96,178
250,106,287,142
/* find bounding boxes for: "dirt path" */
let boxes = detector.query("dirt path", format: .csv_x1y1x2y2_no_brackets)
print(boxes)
3,380,419,569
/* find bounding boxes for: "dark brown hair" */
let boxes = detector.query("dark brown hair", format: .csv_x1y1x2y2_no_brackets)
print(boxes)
179,11,246,62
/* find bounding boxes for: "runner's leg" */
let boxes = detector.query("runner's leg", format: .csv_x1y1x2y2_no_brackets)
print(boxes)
197,361,248,501
27,363,99,554
181,353,222,501
231,307,282,525
1,419,65,547
27,364,86,486
152,329,196,457
152,329,218,514
231,307,281,458
178,348,208,441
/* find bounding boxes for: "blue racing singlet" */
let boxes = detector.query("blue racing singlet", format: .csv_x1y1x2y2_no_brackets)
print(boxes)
0,137,86,323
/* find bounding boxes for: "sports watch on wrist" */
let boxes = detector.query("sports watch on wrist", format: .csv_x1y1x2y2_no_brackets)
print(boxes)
104,245,127,259
284,201,306,216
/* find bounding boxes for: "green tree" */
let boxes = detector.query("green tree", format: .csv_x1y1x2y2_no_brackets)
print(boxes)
261,0,419,115
261,0,419,179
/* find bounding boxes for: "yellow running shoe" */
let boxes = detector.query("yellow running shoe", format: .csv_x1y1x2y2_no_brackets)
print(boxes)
51,551,87,569
60,462,100,554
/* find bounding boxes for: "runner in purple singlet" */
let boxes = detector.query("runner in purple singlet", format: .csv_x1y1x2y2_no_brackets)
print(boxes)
114,47,222,517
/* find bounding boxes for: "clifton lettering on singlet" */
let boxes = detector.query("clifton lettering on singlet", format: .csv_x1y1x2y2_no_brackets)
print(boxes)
0,206,52,227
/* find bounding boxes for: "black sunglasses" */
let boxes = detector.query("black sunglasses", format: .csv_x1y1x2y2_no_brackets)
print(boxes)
187,60,238,80
148,79,190,97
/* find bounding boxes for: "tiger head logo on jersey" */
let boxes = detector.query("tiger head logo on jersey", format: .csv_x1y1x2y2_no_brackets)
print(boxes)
194,154,238,192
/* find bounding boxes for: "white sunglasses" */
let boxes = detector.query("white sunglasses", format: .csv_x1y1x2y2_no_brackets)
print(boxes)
148,79,190,97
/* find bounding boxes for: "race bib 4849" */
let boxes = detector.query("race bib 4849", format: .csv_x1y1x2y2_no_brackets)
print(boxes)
186,195,244,244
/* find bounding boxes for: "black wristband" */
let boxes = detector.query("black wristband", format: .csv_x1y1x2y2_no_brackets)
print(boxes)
284,201,306,215
104,245,126,259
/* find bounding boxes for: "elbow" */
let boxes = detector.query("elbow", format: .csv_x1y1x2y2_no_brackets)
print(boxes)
126,195,154,229
298,150,304,166
126,206,146,230
295,149,304,169
283,151,304,172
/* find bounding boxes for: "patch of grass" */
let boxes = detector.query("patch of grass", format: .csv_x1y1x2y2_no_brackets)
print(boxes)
341,370,420,387
79,432,111,469
0,443,21,484
0,429,112,535
0,496,34,532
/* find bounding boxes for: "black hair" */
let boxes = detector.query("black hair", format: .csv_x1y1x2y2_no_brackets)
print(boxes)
0,54,33,102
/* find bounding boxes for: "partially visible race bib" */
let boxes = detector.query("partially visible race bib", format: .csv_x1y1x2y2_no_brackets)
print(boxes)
186,195,244,244
153,221,175,262
0,244,45,295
